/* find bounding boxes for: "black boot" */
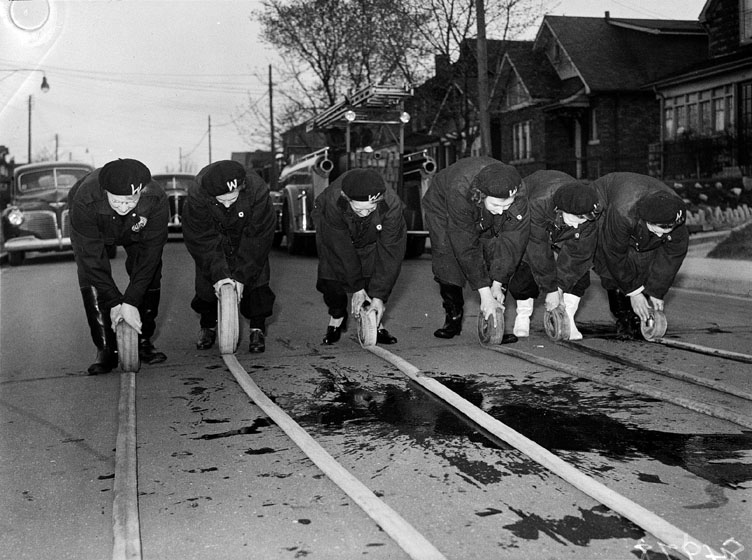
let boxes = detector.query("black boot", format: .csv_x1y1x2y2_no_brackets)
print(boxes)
434,282,464,339
376,327,398,344
607,290,640,340
139,289,167,364
196,327,216,350
323,315,347,345
247,316,267,354
81,287,118,375
139,339,167,364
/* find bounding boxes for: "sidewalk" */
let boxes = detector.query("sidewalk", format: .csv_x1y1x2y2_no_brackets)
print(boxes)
673,230,752,298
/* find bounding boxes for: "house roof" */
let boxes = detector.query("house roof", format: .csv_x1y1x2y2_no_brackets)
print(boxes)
537,15,708,93
500,41,568,100
647,47,752,88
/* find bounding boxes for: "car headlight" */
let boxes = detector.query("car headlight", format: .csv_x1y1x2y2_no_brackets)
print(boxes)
7,208,24,226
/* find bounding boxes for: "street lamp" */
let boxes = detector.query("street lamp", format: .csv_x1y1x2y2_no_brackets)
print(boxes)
0,69,50,163
28,73,51,163
345,109,356,171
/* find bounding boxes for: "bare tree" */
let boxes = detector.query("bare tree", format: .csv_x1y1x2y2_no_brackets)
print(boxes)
242,0,549,158
406,0,549,157
240,0,428,151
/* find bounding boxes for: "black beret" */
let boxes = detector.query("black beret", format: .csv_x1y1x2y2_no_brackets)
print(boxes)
341,168,386,202
636,190,686,226
552,182,600,215
100,159,151,196
472,163,522,198
199,160,246,196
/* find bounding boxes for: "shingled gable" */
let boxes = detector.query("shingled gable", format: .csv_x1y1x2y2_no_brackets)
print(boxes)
498,42,576,106
534,15,708,94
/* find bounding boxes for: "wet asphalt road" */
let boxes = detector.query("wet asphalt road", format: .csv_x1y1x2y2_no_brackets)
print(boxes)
1,240,751,559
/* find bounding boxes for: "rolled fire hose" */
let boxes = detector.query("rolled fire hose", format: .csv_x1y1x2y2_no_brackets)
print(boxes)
477,307,505,344
357,304,379,348
543,305,570,341
640,310,668,341
116,321,140,373
218,284,240,355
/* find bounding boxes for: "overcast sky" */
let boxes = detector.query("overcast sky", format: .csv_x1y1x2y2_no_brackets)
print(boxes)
1,0,708,174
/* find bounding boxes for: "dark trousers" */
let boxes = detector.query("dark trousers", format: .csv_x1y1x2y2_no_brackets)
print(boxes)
508,260,590,301
316,278,374,319
76,246,162,340
191,283,275,330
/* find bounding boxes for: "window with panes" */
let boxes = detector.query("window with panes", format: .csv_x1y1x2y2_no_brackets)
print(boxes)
512,121,531,160
664,86,735,138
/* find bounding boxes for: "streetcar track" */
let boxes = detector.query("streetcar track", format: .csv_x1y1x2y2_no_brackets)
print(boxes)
557,339,752,401
484,341,752,429
363,344,725,560
111,330,747,560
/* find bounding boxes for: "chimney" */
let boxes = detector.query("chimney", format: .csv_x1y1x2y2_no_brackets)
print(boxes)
605,11,610,21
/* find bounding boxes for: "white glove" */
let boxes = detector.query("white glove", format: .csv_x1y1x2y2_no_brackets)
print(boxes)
490,281,506,304
110,303,142,334
213,278,235,298
369,298,385,324
479,287,503,320
351,289,369,316
545,289,562,311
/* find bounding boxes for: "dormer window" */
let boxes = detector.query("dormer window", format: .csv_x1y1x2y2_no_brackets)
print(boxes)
504,74,527,108
553,42,562,62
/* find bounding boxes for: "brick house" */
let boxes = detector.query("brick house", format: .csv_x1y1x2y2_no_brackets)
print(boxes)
494,14,708,179
647,0,752,182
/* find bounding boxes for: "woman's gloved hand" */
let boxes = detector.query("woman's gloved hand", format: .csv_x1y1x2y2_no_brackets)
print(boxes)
491,281,506,304
351,289,369,316
545,289,562,311
110,303,142,334
479,286,503,319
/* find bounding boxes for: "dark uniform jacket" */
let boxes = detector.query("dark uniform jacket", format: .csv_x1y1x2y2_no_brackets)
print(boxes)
182,169,275,288
312,174,407,303
593,172,688,299
422,157,529,290
69,168,168,309
524,170,600,294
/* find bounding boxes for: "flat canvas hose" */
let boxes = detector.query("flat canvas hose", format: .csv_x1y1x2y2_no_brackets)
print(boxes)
364,344,723,560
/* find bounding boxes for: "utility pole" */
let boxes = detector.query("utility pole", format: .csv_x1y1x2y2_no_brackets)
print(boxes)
475,0,492,157
27,95,32,163
269,64,277,189
55,133,59,161
179,147,182,172
208,115,212,164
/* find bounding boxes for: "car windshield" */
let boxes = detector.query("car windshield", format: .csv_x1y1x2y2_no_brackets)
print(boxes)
17,168,90,195
155,176,196,191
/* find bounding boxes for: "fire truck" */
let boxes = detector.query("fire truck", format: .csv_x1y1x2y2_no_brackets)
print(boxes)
273,83,436,258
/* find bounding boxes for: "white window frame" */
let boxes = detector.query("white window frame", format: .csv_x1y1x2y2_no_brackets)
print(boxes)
589,108,599,144
664,86,735,138
512,121,532,161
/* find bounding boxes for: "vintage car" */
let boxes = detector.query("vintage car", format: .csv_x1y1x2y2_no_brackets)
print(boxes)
2,161,94,266
152,172,197,232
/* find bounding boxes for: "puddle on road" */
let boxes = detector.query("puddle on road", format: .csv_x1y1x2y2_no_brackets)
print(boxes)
298,374,752,489
486,400,752,489
502,504,644,546
194,417,274,440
